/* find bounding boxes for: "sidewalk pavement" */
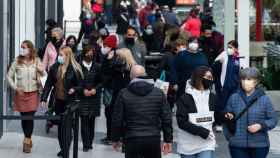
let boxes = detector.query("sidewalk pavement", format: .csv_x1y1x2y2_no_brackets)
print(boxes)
1,106,280,158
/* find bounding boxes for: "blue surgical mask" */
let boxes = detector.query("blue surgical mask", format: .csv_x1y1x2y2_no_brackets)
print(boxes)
57,55,64,64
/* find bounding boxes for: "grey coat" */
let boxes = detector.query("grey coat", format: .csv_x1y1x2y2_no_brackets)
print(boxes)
118,41,147,66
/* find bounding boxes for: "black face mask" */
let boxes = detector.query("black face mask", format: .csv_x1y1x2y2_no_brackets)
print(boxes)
125,37,135,46
51,37,57,44
54,39,63,48
202,78,213,89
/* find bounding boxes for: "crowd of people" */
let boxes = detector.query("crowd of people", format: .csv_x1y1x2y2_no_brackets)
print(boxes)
6,0,278,158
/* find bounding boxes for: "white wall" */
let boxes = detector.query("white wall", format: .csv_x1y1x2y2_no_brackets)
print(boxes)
63,0,82,37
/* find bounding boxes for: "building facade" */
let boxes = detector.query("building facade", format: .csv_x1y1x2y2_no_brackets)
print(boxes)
0,0,63,138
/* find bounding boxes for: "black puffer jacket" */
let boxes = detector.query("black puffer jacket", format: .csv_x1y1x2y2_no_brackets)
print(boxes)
41,63,82,103
79,61,103,116
112,79,173,143
101,55,131,106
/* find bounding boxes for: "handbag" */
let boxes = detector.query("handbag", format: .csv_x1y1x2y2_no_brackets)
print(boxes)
225,94,263,135
154,70,170,95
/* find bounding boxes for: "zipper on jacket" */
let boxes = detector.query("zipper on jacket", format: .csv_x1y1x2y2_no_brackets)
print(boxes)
246,108,249,147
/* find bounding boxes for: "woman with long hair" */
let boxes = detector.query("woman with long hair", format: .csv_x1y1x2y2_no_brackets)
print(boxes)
65,35,78,54
116,48,137,70
176,66,216,158
41,46,83,157
7,40,45,153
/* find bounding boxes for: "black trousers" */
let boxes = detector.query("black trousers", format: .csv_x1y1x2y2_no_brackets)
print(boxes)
54,99,72,152
105,106,112,139
80,115,96,148
20,111,35,138
125,137,161,158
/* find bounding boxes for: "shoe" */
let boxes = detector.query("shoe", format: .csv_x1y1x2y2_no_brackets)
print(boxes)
83,147,90,152
23,138,32,153
101,137,112,145
57,151,63,157
215,126,223,132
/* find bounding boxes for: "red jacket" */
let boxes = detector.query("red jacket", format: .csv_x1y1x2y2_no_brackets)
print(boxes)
139,7,150,29
182,17,201,38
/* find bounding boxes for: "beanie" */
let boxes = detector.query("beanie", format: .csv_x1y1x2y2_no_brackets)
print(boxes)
104,35,117,49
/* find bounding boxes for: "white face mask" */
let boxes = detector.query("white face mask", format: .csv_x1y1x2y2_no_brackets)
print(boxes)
57,55,65,64
227,48,235,55
145,29,153,35
86,12,92,19
19,48,29,56
241,79,256,93
101,47,111,55
189,42,199,51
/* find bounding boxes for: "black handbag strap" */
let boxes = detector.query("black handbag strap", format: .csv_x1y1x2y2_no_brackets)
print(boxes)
234,94,263,121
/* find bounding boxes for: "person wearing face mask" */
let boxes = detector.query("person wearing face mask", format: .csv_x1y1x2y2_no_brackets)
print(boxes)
142,25,160,52
223,67,278,158
78,45,103,152
170,38,208,98
102,36,136,146
213,40,240,131
152,10,166,51
100,35,118,145
176,66,217,158
43,27,64,72
199,25,224,65
41,46,83,157
119,26,147,66
7,40,45,153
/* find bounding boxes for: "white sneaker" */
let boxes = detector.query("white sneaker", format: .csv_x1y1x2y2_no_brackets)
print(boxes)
215,126,223,132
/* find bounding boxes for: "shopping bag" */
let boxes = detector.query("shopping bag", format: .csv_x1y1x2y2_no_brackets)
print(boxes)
154,71,169,95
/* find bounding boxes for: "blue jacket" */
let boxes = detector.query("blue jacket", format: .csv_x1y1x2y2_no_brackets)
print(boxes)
224,89,278,148
171,50,208,97
213,55,240,111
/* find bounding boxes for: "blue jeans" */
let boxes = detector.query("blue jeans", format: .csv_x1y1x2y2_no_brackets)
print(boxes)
181,150,214,158
229,146,269,158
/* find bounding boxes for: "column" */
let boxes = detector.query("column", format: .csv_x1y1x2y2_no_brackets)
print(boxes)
224,0,235,47
238,0,250,68
0,0,9,138
212,0,224,33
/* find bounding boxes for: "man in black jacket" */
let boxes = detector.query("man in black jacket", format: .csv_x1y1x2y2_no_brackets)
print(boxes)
112,65,173,158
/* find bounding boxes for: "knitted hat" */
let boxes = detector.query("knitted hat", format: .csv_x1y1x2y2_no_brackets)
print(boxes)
104,35,117,49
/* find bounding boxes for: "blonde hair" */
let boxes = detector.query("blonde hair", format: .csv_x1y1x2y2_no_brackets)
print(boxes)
59,46,84,79
116,48,137,70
